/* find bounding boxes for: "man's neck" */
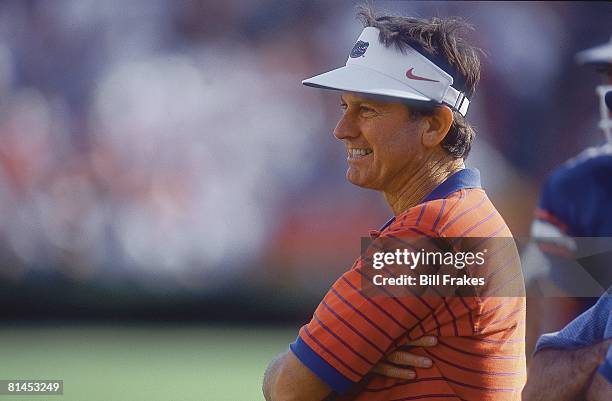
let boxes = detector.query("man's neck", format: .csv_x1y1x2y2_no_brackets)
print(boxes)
384,156,464,216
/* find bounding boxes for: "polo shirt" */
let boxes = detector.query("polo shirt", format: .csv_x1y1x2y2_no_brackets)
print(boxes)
290,168,527,400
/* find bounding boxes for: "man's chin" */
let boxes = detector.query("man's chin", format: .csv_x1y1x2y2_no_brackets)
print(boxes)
346,171,377,190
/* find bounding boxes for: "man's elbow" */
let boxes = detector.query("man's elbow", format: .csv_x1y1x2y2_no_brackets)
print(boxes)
264,348,334,401
263,352,301,401
263,354,280,401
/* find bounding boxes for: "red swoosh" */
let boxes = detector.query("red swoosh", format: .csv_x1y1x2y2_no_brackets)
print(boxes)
406,68,439,82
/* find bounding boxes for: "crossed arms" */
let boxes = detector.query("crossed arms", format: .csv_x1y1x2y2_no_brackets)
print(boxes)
263,336,436,401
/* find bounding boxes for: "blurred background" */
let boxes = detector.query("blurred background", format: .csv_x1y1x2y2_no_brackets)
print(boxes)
0,1,610,400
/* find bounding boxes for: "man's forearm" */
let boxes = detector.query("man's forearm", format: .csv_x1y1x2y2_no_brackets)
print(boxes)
522,342,609,401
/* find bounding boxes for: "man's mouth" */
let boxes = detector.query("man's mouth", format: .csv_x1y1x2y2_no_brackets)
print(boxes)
347,148,373,159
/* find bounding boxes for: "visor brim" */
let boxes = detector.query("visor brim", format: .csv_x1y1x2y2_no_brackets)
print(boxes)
302,65,433,103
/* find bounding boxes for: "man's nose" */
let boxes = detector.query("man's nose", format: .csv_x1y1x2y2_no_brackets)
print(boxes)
333,113,359,140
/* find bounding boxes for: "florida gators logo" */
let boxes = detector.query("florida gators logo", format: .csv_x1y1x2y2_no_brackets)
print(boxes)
349,41,369,58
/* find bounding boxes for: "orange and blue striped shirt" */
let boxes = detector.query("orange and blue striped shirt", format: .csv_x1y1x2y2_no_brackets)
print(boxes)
290,168,526,401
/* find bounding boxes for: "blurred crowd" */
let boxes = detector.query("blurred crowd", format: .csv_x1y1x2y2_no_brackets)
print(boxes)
0,1,610,295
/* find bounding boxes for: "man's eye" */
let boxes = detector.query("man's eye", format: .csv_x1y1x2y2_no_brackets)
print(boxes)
360,106,377,116
340,103,348,111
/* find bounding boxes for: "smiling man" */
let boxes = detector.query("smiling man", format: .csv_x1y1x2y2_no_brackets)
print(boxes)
335,91,462,215
263,8,526,401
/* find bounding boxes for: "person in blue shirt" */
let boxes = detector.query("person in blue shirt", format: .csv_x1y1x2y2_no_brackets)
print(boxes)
522,289,611,400
527,35,612,345
523,35,612,401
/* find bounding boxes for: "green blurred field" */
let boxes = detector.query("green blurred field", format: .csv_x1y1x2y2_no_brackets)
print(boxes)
0,324,296,401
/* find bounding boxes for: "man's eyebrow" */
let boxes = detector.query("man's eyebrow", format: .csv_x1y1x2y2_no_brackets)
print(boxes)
340,95,383,107
340,95,365,105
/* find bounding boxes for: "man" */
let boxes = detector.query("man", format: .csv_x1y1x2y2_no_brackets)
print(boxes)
526,35,612,349
522,290,611,401
263,8,526,401
522,36,612,401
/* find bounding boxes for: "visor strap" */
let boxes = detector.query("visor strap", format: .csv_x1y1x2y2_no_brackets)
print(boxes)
455,92,465,111
458,95,470,116
442,86,470,116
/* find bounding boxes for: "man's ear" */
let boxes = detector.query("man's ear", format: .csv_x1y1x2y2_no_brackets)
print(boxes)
421,106,453,148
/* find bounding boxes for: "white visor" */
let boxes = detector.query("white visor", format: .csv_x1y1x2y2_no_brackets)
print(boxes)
303,27,470,116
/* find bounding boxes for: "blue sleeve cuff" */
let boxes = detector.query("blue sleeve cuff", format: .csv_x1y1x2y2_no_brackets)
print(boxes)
289,335,355,394
534,332,585,355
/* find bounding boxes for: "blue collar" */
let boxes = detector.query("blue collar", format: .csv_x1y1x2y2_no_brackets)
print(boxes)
377,168,482,231
422,167,481,203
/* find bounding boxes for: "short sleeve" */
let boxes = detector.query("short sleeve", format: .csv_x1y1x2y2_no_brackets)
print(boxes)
289,259,439,394
535,293,611,354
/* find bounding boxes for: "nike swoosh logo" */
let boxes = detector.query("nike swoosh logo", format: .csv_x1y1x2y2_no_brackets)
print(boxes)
405,68,439,83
